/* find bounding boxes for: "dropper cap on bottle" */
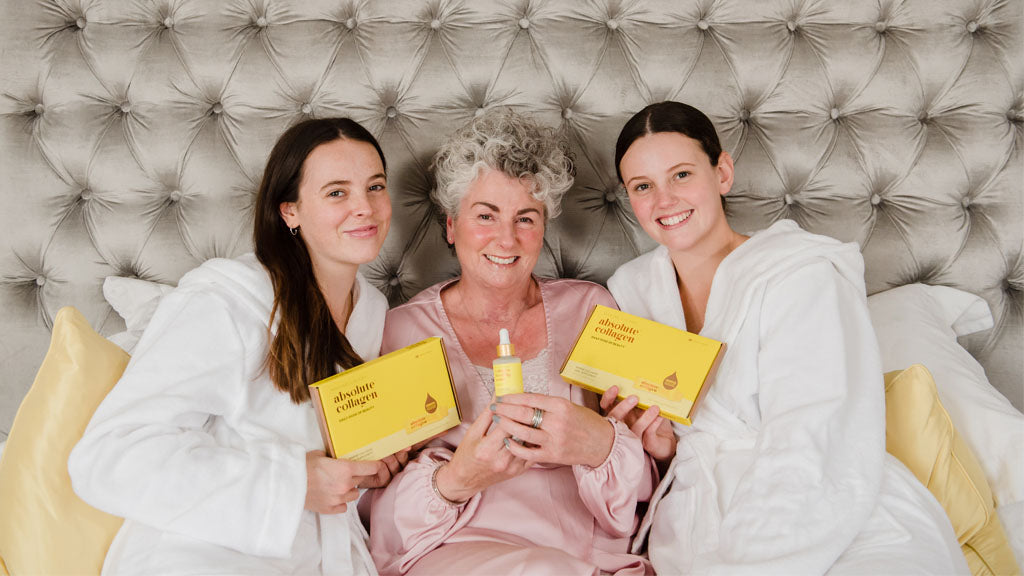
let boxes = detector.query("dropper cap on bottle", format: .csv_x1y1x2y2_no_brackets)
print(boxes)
497,328,515,356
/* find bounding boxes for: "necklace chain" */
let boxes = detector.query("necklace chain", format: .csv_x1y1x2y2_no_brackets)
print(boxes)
451,287,524,343
446,281,539,351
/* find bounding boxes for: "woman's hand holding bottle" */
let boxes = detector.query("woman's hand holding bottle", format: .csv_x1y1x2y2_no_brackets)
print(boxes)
433,407,532,503
492,393,615,468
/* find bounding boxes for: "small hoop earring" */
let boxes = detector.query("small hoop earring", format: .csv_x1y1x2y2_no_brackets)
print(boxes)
289,226,300,236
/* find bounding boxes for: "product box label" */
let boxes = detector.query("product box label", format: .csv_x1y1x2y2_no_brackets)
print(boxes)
560,305,724,426
309,337,461,460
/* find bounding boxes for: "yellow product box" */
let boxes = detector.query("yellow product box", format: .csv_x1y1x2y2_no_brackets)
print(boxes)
560,305,724,426
309,337,461,461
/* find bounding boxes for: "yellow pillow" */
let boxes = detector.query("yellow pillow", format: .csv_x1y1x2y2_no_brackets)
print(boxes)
0,307,127,575
885,364,1019,576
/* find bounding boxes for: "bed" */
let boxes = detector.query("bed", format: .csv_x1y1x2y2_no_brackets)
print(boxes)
0,0,1020,573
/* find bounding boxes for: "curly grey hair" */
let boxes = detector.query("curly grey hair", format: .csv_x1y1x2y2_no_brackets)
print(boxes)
431,107,574,220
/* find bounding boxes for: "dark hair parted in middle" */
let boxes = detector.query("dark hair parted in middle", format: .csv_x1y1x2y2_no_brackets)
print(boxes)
253,117,386,404
614,101,724,183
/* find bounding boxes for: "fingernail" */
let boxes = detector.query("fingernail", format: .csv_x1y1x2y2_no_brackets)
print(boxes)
490,403,497,411
503,437,511,449
495,396,503,403
492,414,500,423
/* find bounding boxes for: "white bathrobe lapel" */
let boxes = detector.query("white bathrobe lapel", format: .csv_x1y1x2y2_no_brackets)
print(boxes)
612,220,866,564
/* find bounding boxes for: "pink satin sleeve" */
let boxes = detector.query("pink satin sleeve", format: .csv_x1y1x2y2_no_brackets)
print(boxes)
368,447,481,574
572,418,656,538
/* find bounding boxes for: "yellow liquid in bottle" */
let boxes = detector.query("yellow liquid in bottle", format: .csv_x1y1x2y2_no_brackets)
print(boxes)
493,358,523,396
493,328,523,396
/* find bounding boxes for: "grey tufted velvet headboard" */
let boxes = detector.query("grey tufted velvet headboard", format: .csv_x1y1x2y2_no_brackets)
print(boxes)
1,0,1021,440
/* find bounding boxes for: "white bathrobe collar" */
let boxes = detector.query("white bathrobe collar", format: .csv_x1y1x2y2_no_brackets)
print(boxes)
608,219,865,344
178,253,387,361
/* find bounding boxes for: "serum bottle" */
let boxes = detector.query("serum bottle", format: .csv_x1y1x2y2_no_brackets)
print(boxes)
493,328,523,397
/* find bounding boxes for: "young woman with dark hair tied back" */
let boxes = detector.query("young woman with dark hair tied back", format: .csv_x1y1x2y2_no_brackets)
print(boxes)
69,118,408,575
605,101,968,574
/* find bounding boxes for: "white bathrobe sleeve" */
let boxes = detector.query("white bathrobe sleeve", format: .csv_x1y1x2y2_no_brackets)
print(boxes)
692,260,885,574
68,287,307,558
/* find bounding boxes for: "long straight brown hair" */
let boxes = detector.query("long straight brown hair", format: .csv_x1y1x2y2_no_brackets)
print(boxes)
253,118,387,404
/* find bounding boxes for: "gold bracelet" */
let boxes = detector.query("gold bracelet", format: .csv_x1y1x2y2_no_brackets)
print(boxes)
430,463,466,507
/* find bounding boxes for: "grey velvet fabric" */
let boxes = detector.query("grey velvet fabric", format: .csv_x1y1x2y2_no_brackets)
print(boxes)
0,0,1021,435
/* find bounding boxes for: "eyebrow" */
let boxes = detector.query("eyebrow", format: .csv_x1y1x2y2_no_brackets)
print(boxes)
472,201,542,216
624,162,697,187
318,173,387,191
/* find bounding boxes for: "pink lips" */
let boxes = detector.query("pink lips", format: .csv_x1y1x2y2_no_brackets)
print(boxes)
656,209,693,229
484,254,519,266
344,225,378,238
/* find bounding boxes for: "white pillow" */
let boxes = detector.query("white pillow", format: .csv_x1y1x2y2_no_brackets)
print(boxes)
867,283,1024,507
102,276,174,353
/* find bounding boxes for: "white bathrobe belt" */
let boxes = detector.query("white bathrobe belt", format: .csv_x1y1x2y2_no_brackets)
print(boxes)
631,432,757,555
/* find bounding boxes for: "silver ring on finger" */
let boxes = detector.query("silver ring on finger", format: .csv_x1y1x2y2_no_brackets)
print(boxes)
531,408,544,430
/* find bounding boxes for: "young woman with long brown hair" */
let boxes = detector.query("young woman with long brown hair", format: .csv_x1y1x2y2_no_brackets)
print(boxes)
70,118,405,575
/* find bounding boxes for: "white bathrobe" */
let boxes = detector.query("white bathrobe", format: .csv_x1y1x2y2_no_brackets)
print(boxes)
69,253,386,576
608,220,967,575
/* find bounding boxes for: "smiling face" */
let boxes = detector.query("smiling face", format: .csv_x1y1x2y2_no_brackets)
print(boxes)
279,138,391,278
447,168,545,292
619,132,735,258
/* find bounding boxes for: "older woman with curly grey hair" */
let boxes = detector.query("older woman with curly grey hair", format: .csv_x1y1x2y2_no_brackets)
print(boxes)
367,108,657,576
